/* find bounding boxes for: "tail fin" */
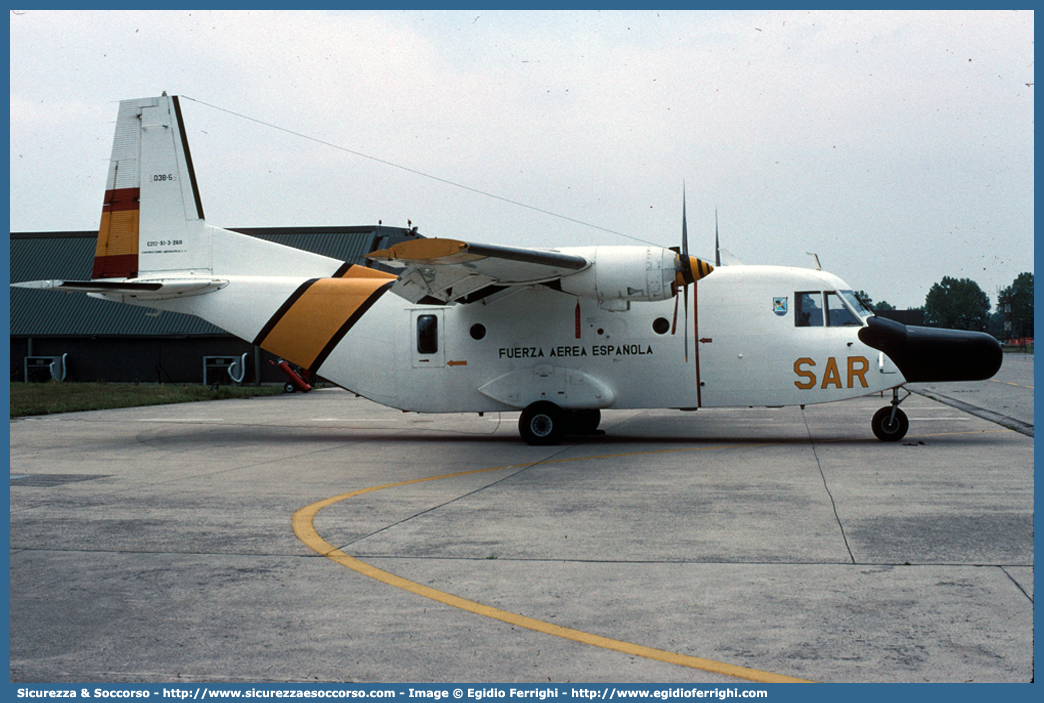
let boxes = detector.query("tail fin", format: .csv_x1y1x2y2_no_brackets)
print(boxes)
91,94,342,282
92,94,208,279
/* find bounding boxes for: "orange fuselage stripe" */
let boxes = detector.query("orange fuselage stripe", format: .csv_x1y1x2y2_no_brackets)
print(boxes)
337,263,398,280
255,275,394,372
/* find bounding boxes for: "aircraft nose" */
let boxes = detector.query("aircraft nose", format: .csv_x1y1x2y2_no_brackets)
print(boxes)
857,316,1003,383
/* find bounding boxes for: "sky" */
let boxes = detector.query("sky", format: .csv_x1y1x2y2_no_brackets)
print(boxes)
9,10,1034,310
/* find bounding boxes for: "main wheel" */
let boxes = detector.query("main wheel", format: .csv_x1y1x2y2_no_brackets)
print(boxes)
519,402,567,446
569,409,602,435
872,406,909,441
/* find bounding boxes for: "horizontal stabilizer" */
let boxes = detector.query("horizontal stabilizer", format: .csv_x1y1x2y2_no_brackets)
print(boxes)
12,277,228,301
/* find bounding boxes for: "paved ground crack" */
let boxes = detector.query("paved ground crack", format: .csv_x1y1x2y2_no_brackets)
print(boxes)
802,408,855,564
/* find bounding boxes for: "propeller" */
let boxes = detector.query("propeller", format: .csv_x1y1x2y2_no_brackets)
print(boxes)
672,186,715,364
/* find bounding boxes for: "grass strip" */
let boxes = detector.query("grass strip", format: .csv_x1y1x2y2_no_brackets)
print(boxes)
10,382,285,418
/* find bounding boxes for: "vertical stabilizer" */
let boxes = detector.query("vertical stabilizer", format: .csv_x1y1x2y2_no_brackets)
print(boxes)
92,94,209,279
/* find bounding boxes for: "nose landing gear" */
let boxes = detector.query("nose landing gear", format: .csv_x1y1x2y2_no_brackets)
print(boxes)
872,387,910,441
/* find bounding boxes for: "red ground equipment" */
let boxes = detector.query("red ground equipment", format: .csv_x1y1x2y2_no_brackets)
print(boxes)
271,359,313,393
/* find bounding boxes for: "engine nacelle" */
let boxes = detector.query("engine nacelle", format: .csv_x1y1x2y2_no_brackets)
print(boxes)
558,246,711,303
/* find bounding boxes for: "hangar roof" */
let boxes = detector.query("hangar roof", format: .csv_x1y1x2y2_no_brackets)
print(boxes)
10,226,420,337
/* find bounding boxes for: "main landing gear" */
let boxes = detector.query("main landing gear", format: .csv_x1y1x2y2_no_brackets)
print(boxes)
872,387,910,441
518,402,601,446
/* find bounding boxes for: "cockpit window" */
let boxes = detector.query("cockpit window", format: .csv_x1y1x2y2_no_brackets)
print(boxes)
796,290,868,327
795,292,823,327
841,290,874,319
826,291,862,326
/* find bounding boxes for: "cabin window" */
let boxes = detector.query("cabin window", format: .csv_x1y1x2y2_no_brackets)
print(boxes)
417,314,439,354
826,292,861,326
795,292,823,327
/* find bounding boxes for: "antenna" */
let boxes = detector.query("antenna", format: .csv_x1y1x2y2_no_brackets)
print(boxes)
806,252,822,270
180,95,659,246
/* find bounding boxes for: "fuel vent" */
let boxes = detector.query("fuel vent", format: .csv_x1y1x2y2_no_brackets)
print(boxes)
10,474,108,487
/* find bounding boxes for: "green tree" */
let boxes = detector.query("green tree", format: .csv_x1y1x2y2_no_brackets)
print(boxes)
874,300,896,312
923,277,991,331
997,272,1033,340
987,310,1007,339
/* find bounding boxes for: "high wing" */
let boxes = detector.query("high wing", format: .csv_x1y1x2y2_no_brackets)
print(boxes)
366,238,591,304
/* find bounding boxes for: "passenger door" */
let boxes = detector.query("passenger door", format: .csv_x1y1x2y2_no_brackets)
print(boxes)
411,309,445,369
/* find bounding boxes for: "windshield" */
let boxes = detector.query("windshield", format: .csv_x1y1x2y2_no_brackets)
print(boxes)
840,290,874,320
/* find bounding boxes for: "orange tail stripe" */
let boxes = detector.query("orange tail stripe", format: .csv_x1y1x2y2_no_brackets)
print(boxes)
92,188,141,279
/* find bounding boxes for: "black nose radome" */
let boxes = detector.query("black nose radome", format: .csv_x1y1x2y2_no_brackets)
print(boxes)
858,316,1003,383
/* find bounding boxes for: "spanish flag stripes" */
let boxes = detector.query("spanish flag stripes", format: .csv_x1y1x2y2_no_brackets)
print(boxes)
92,188,140,279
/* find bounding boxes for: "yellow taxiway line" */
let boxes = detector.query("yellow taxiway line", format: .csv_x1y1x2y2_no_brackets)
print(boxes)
292,450,814,684
990,379,1033,390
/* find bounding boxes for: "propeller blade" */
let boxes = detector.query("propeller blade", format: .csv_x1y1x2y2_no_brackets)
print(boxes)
671,289,679,335
674,187,714,286
715,209,720,267
682,186,690,362
684,284,690,363
682,184,689,256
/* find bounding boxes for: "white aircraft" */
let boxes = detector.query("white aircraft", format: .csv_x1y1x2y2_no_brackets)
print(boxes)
15,94,1003,444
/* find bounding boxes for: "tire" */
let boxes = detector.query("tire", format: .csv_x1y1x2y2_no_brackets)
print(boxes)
569,409,602,435
872,406,909,441
283,382,296,393
519,402,566,446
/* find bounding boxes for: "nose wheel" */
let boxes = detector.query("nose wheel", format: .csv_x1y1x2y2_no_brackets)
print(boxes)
872,388,910,441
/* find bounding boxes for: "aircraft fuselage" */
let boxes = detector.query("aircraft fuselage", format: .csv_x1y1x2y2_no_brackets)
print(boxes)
165,263,898,414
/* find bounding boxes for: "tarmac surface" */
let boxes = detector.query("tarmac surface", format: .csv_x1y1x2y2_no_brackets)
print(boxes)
9,355,1034,683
